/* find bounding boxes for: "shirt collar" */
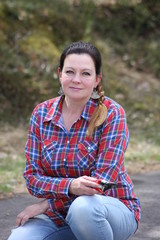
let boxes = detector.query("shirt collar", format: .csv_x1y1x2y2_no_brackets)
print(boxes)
43,96,98,123
80,98,98,121
43,96,64,124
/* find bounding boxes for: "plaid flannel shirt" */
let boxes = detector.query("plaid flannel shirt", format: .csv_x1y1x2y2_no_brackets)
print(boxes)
24,96,141,227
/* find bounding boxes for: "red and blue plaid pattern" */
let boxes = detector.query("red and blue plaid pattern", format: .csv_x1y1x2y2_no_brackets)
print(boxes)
24,96,141,226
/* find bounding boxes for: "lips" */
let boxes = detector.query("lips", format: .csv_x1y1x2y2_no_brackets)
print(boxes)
70,87,82,91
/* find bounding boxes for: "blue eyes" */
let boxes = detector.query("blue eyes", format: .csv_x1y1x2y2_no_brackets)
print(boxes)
83,72,90,76
66,70,73,74
66,71,90,76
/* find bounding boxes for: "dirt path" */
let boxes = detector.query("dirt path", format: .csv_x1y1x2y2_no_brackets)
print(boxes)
1,171,160,240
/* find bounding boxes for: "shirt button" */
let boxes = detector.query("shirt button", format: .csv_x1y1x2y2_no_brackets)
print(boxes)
87,146,91,152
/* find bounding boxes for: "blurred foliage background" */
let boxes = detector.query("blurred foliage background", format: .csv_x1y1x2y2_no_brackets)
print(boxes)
0,0,160,195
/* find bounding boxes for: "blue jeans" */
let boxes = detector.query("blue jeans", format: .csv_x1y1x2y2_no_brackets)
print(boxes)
8,195,137,240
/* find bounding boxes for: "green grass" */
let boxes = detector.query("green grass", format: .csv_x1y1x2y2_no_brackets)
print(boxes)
156,155,160,162
125,135,160,169
0,155,26,193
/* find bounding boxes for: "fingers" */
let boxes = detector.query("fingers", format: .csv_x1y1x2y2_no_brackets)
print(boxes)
16,212,29,227
15,201,48,227
82,176,99,189
69,176,102,196
83,176,97,181
16,204,36,227
82,186,101,196
21,214,30,226
16,213,22,226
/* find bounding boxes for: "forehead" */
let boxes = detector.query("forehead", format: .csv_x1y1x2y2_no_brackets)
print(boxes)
63,53,95,69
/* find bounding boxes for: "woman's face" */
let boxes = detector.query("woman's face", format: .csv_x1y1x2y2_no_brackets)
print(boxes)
58,53,101,103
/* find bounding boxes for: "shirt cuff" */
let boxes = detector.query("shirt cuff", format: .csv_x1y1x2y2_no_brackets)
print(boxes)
54,178,74,198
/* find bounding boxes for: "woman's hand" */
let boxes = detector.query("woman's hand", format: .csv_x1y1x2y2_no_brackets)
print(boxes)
16,199,49,227
69,176,102,196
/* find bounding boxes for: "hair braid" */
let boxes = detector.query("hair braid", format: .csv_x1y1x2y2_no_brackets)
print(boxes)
87,84,107,137
97,84,105,105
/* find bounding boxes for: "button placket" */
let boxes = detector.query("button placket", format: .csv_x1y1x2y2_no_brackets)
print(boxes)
63,137,70,177
63,158,68,177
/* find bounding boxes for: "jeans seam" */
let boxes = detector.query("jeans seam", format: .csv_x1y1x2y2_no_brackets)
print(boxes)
43,226,70,240
102,200,137,240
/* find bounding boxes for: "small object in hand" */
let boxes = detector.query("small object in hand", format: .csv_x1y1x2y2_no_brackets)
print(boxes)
96,179,117,193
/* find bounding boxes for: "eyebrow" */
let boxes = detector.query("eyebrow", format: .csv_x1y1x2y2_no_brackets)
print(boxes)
64,67,92,72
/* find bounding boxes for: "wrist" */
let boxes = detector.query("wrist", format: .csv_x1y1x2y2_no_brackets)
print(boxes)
40,199,49,212
69,179,75,195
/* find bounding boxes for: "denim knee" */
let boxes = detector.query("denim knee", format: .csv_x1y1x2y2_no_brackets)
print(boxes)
66,195,113,240
66,195,104,225
66,195,137,240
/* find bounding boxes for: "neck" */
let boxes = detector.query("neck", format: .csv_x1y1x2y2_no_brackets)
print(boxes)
63,96,88,115
62,97,89,132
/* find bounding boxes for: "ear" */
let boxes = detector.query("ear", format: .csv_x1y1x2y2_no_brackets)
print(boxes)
94,73,102,88
58,67,62,82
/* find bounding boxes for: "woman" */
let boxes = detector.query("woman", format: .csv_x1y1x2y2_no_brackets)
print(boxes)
8,41,141,240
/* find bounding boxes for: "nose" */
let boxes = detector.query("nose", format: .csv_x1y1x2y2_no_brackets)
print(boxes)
72,73,81,83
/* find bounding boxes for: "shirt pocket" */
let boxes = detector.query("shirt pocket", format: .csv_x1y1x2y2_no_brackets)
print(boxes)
41,139,59,170
77,139,98,169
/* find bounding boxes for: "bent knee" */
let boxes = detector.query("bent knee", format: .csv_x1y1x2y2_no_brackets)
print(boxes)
67,195,104,223
8,227,27,240
70,195,94,213
8,224,46,240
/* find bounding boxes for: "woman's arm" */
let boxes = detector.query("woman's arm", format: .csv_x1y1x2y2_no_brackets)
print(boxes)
92,106,129,182
24,106,73,200
16,176,102,226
